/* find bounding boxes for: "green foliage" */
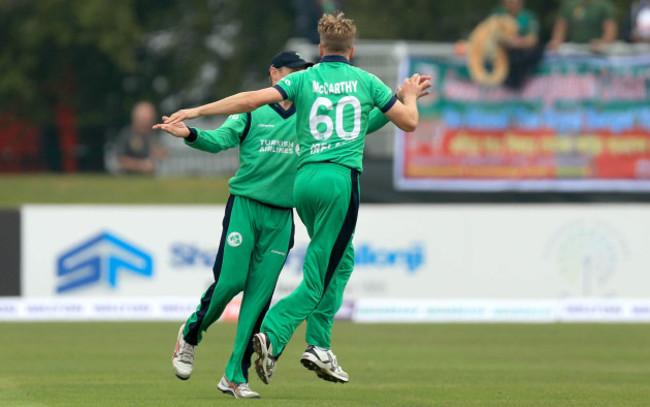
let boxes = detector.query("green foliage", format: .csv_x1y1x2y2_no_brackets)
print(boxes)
0,0,637,130
0,0,141,124
347,0,635,42
0,0,291,127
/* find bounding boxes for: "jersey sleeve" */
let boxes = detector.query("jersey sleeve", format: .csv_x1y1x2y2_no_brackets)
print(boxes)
369,73,398,113
367,108,390,134
184,113,250,153
274,70,304,102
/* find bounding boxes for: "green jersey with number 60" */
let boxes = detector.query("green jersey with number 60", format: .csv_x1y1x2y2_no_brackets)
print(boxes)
274,55,397,173
183,100,390,208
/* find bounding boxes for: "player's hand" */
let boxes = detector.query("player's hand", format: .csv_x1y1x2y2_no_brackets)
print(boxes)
164,108,200,124
397,74,431,101
153,116,191,138
399,74,432,102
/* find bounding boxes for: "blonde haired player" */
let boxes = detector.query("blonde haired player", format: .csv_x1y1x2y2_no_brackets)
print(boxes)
164,12,430,386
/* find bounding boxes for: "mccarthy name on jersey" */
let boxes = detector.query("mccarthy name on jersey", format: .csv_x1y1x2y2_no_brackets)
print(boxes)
312,80,358,95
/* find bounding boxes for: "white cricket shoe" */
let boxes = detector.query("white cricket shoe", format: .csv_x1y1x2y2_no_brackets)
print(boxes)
300,346,349,383
217,375,261,399
172,324,195,380
252,332,276,384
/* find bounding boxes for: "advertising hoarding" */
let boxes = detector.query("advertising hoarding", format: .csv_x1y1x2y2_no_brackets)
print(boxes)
13,204,650,322
395,54,650,191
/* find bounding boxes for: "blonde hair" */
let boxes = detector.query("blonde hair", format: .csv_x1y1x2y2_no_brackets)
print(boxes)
318,13,357,53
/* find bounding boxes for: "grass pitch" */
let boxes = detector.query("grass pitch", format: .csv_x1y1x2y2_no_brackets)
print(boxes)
1,322,649,406
0,174,232,207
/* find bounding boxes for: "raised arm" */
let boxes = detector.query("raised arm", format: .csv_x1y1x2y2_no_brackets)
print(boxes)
601,18,618,43
548,17,568,50
164,87,284,124
383,74,431,132
367,75,432,135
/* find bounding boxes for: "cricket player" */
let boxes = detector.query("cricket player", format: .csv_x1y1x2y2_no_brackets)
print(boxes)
163,13,429,387
156,50,397,398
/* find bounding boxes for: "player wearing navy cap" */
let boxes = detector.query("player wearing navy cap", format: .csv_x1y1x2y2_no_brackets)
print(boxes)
162,13,429,388
157,50,395,398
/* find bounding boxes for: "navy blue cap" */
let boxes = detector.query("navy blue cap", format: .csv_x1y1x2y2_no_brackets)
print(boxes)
270,51,313,69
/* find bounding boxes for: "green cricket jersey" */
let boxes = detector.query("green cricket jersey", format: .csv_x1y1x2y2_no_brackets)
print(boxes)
186,103,298,208
274,55,397,173
559,0,616,43
184,100,390,207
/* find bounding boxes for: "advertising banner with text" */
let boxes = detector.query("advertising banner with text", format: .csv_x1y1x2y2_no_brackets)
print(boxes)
15,204,650,321
395,54,650,191
20,205,429,301
21,204,650,298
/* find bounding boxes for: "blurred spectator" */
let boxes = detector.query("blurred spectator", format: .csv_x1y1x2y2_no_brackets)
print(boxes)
293,0,343,43
491,0,543,89
107,101,167,175
623,0,650,42
548,0,617,53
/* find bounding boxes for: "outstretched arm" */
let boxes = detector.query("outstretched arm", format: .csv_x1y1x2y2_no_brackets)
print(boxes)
164,87,284,124
383,74,431,132
154,114,246,154
367,75,431,134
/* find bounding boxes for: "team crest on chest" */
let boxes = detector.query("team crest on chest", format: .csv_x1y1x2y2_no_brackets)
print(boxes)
227,232,243,247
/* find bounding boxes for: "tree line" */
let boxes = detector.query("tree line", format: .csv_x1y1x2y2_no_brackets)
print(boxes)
1,0,635,130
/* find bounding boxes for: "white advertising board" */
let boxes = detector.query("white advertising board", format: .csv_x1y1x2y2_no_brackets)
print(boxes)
18,204,650,322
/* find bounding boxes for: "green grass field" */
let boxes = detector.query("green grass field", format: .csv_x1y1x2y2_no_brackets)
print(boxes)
0,175,232,207
3,176,650,405
1,322,649,406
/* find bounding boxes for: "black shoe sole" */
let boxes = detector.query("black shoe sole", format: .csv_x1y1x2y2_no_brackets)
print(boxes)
300,358,348,383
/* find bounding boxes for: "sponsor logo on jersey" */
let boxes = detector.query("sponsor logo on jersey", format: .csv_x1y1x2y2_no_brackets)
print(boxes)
259,139,295,154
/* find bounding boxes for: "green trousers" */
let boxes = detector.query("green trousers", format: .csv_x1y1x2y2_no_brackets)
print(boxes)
261,162,359,355
182,195,294,383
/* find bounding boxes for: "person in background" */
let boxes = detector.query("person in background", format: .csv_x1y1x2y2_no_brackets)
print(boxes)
491,0,543,89
623,0,650,42
547,0,618,53
113,101,167,174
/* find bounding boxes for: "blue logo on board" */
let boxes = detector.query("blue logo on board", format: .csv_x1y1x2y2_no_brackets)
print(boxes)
56,231,153,293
